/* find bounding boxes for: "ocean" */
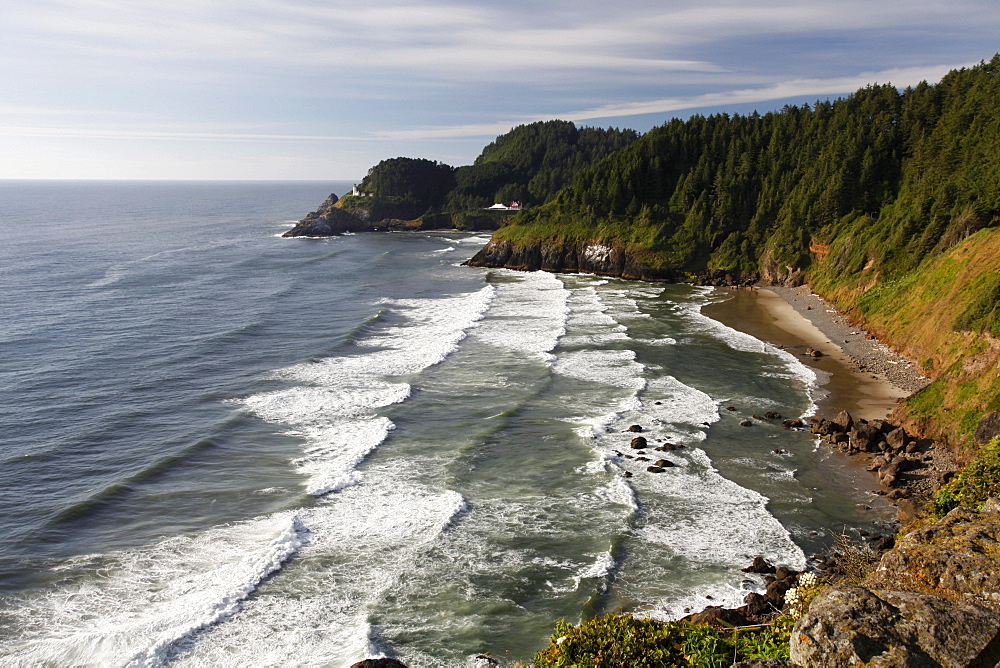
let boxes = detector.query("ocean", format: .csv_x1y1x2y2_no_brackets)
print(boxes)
0,181,889,666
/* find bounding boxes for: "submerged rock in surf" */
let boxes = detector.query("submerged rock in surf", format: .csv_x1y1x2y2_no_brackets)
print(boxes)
350,659,408,668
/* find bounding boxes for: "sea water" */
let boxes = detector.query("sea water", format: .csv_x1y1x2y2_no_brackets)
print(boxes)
0,181,888,666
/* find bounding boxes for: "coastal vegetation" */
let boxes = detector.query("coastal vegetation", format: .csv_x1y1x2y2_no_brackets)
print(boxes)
471,55,1000,447
318,121,639,228
530,613,795,667
928,436,1000,516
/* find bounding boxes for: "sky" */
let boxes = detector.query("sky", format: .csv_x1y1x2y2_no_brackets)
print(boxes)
1,1,998,180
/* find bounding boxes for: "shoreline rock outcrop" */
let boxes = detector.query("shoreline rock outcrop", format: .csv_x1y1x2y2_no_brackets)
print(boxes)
809,411,958,517
282,194,372,237
463,238,759,286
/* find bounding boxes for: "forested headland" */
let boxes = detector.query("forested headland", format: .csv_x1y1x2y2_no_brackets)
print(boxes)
468,56,1000,448
283,121,638,235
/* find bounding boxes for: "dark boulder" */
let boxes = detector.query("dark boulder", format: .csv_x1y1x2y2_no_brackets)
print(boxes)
764,411,782,420
781,418,804,429
809,416,829,434
740,420,752,427
653,459,674,467
350,659,408,668
976,412,1000,445
884,426,910,452
831,410,854,433
871,419,895,434
684,605,750,627
626,424,643,432
743,592,771,617
646,466,665,473
763,579,790,607
629,436,648,449
878,454,915,487
742,556,776,574
849,422,884,453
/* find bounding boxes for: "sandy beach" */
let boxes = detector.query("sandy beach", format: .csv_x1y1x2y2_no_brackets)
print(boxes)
703,286,926,422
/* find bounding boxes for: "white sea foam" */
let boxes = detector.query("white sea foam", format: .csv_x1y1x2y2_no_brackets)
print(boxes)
557,337,803,618
633,447,805,569
3,513,305,666
471,270,569,358
560,285,629,346
636,336,677,346
87,266,126,288
173,478,470,666
553,349,647,391
240,286,495,495
456,235,493,245
292,418,396,495
646,376,718,427
572,548,618,591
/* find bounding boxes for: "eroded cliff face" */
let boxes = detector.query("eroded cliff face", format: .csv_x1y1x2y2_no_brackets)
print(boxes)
463,238,759,285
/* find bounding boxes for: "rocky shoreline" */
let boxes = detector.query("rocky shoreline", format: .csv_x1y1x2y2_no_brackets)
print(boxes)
766,286,930,394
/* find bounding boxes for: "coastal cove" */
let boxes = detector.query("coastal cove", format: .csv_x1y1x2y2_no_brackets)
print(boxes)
0,180,907,667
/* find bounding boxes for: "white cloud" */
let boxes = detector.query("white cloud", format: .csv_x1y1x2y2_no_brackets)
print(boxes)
0,61,977,146
372,62,972,139
2,0,998,178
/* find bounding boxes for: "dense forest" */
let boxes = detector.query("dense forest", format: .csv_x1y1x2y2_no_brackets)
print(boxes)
444,120,639,210
471,56,1000,445
343,121,638,219
495,58,999,281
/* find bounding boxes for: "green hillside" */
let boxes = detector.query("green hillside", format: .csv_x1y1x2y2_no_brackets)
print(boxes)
332,121,639,224
446,120,639,210
474,56,1000,446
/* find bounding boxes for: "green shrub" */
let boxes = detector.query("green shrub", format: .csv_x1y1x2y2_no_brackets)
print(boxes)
530,612,793,667
928,436,1000,517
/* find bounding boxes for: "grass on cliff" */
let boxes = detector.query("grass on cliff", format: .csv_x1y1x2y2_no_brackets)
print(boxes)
810,227,1000,445
928,436,1000,517
527,614,795,667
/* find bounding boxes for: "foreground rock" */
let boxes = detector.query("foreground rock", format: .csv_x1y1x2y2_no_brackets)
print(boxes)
791,501,1000,666
791,586,1000,666
866,506,1000,608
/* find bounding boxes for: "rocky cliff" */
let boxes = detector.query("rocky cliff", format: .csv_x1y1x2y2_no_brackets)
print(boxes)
283,194,514,238
282,194,372,237
464,237,759,286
